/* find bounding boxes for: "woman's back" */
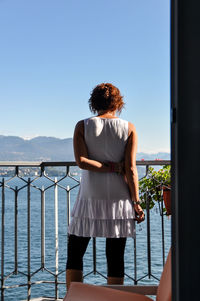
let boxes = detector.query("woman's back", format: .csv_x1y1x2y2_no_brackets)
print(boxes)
84,117,129,163
69,116,136,238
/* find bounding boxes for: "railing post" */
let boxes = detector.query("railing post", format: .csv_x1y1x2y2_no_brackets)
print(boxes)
67,185,70,227
14,186,18,274
41,185,45,269
66,185,70,266
54,178,59,300
1,178,5,301
161,185,165,267
146,188,152,279
93,238,96,275
27,178,31,300
134,234,137,284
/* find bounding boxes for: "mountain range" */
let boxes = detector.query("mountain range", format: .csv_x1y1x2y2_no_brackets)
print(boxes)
0,135,170,161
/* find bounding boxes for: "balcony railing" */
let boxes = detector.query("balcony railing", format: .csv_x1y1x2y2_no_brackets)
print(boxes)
0,160,171,301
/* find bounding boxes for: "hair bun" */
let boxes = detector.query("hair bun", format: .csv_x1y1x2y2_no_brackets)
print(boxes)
88,82,124,114
104,85,110,98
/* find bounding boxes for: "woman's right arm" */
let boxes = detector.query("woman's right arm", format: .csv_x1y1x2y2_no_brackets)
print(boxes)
125,122,145,223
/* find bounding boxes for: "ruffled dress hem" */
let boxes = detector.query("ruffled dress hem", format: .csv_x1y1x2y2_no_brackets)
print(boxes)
68,217,136,238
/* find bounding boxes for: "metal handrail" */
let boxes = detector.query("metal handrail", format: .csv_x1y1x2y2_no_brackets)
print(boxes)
0,160,170,167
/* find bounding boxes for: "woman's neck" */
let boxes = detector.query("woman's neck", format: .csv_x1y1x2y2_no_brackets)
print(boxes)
97,110,117,118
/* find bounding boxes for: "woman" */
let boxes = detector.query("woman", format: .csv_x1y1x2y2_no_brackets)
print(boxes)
66,83,145,289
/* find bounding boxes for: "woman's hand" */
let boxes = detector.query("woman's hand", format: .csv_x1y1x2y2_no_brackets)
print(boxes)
133,203,145,224
113,161,125,174
105,161,125,174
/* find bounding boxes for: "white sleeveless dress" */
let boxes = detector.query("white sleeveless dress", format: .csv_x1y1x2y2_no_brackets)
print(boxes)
68,117,136,238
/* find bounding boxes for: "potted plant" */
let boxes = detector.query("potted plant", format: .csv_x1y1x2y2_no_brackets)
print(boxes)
139,165,171,215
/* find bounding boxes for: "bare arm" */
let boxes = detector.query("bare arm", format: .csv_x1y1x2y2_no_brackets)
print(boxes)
73,120,122,173
125,122,145,222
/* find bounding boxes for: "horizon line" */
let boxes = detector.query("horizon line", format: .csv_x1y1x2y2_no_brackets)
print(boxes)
0,134,171,155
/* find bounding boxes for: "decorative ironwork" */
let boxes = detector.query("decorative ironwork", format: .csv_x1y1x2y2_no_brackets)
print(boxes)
0,160,171,300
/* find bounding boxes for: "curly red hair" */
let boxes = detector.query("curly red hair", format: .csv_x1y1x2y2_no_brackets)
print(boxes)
88,83,124,114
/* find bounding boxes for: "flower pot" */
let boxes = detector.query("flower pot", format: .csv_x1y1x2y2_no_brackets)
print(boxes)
163,187,171,215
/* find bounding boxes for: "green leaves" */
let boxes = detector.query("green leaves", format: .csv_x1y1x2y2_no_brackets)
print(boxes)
139,165,171,210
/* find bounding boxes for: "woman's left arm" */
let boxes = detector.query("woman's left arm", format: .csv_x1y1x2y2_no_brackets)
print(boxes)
73,120,121,173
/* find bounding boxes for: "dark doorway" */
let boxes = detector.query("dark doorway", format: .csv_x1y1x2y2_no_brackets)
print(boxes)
171,0,200,300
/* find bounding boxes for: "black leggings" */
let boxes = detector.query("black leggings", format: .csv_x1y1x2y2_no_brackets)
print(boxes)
66,234,126,278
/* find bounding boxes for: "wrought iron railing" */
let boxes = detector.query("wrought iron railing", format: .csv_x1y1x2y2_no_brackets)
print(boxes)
0,160,171,300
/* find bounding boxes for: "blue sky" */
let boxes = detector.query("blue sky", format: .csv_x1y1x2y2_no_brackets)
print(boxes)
0,0,170,153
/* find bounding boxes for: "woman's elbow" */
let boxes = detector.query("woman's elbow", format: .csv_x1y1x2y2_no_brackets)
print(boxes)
76,157,86,169
125,165,138,176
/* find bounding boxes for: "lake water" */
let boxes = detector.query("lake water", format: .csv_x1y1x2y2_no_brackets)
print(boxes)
0,176,171,300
